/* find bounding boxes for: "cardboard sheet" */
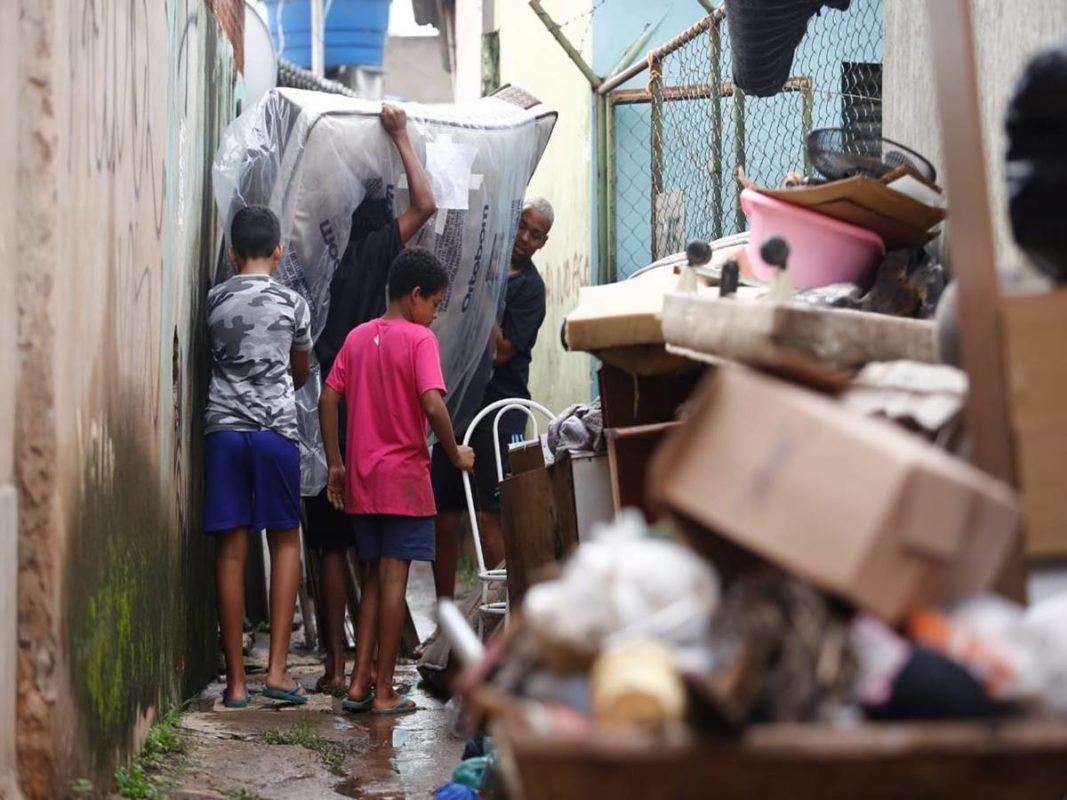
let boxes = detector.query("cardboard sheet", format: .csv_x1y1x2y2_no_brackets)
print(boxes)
565,265,761,353
1002,288,1067,557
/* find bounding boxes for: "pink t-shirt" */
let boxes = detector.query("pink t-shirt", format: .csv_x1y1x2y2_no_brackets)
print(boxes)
325,318,447,516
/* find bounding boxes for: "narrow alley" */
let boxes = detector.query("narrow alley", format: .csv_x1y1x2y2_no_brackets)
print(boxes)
8,1,1067,799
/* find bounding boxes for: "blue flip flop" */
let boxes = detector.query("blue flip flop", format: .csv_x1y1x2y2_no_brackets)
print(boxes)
261,684,309,705
222,690,251,709
370,695,417,716
341,691,375,714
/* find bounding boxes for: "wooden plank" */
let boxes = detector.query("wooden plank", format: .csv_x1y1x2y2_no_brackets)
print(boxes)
926,1,1015,485
500,469,562,608
927,0,1025,601
498,720,1067,800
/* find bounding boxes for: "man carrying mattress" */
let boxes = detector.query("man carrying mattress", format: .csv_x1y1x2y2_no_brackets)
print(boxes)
305,104,438,697
422,197,553,655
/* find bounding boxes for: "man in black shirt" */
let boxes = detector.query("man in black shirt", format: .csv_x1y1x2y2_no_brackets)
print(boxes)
305,104,437,696
425,197,552,651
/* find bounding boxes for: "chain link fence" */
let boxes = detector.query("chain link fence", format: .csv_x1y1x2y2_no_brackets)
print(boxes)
608,0,883,279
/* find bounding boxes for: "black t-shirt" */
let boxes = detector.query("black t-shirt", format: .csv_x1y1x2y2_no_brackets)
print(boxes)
483,262,547,405
314,220,402,373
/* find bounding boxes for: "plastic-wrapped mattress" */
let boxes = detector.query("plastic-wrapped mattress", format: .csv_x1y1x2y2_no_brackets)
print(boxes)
212,86,556,493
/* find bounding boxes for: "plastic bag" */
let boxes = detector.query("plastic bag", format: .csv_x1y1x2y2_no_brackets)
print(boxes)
212,87,557,446
523,510,720,672
296,354,328,497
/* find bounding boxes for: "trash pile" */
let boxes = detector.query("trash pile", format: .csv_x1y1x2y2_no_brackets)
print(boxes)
426,41,1067,800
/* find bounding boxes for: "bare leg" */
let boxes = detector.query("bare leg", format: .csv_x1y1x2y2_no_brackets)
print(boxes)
431,511,463,600
347,559,380,701
215,528,250,702
477,511,505,569
265,527,301,690
318,547,349,691
372,557,413,711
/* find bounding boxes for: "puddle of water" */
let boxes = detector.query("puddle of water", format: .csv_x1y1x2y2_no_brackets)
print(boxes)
392,728,412,748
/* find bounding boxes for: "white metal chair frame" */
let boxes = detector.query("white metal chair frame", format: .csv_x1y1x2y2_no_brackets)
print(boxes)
461,398,555,636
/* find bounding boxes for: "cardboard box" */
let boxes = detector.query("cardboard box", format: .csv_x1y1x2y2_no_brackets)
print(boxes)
1002,288,1067,557
650,366,1019,622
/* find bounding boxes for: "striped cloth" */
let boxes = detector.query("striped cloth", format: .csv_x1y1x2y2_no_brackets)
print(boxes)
725,0,851,97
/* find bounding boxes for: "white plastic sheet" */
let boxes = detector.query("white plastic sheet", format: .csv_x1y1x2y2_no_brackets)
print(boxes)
212,88,556,494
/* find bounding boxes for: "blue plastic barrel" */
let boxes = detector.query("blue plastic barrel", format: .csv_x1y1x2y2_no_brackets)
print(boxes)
263,0,391,68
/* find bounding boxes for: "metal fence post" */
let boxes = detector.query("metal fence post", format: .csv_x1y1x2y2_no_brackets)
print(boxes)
650,57,665,259
732,86,747,234
709,20,724,241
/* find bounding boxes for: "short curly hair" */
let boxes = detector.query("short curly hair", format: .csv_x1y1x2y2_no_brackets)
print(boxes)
387,247,449,300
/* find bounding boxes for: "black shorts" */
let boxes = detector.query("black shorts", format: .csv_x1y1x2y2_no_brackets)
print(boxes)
431,411,527,513
302,489,354,551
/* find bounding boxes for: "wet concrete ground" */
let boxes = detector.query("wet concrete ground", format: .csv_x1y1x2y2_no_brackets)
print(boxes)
170,562,463,799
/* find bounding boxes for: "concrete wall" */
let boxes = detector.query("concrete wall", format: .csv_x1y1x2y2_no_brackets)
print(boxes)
884,0,1067,274
495,0,596,413
384,35,454,102
1,0,20,795
12,1,240,796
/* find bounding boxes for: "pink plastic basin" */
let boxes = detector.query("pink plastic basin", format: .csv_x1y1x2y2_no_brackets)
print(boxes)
740,188,886,289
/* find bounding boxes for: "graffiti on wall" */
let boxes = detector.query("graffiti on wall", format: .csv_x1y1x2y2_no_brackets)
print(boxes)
15,0,242,787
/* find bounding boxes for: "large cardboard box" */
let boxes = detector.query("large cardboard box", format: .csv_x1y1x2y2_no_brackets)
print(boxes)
1002,287,1067,557
650,366,1019,622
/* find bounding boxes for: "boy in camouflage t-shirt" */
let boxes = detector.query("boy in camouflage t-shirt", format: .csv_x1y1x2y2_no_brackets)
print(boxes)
204,205,312,707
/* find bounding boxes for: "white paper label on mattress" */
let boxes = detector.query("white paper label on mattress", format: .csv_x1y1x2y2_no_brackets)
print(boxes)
427,139,479,210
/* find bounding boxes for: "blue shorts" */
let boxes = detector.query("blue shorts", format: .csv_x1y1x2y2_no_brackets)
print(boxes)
354,515,435,562
203,430,301,533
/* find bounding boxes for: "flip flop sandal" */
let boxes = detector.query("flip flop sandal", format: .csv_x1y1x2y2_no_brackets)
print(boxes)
261,684,309,705
315,677,348,698
222,690,251,709
341,691,376,713
370,695,418,716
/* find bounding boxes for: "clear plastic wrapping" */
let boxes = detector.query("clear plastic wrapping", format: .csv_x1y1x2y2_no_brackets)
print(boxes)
212,88,556,493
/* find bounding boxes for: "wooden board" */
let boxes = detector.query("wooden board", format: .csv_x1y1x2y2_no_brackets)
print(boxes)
500,468,566,608
606,422,682,522
497,720,1067,800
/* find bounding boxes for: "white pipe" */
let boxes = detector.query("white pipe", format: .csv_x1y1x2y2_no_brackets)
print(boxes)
454,0,483,102
436,598,486,666
310,0,325,78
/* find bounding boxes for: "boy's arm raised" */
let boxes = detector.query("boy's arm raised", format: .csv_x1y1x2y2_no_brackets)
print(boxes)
319,385,346,510
381,104,437,243
420,390,474,472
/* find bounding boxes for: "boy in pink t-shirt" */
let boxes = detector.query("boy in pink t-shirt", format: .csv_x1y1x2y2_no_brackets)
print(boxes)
319,247,474,715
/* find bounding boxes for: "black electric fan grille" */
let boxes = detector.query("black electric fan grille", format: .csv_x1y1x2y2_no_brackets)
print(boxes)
808,128,937,183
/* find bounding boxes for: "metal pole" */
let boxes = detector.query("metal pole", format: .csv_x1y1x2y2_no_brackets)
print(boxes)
311,0,325,78
732,87,746,233
596,93,611,285
650,58,665,260
598,10,723,96
709,21,723,240
528,0,601,89
605,96,618,283
799,78,814,177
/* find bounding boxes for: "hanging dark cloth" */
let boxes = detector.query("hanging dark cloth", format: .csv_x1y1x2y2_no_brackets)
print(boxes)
725,0,851,97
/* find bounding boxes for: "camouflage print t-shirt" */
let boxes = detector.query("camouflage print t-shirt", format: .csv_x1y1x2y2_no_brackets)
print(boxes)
205,274,312,442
